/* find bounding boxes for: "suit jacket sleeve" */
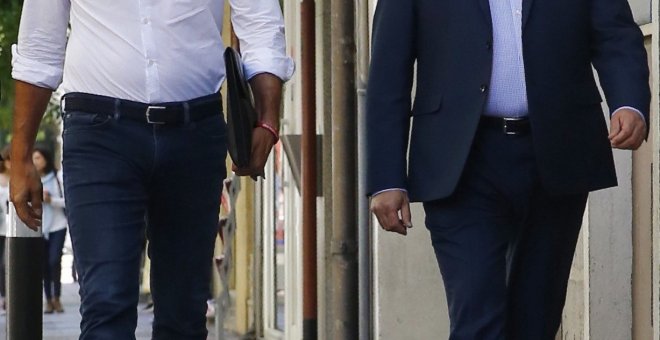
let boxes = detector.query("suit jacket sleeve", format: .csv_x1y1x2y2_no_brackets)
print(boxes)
590,0,650,124
366,0,416,196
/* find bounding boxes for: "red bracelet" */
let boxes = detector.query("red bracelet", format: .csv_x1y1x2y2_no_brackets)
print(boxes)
256,121,280,142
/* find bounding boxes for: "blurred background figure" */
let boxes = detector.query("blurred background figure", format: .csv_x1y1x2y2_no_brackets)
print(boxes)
33,146,67,314
0,144,10,312
207,178,233,319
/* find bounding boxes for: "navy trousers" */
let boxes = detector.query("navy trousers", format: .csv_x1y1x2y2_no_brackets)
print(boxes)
424,125,588,340
62,106,227,340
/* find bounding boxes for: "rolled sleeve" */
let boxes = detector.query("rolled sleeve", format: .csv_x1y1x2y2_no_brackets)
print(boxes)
12,45,65,89
11,0,70,90
230,0,295,82
242,47,295,82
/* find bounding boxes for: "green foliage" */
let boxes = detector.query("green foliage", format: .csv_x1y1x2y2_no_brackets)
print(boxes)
0,0,61,148
0,0,23,142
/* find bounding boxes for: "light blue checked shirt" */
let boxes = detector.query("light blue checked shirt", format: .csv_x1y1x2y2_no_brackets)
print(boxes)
484,0,528,117
484,0,644,120
372,0,644,197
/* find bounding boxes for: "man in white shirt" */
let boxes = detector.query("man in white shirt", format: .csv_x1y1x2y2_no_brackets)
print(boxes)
10,1,293,338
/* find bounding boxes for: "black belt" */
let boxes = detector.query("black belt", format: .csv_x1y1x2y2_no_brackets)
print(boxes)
61,92,222,125
480,116,530,135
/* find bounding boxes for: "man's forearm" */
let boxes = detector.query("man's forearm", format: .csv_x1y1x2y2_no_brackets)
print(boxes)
249,73,283,130
12,80,52,164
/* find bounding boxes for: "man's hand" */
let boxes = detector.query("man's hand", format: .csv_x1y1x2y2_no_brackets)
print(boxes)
233,73,283,179
10,161,43,230
370,190,412,236
232,127,277,178
609,108,646,150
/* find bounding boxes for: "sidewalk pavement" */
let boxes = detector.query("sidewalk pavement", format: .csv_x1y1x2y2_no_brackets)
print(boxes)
0,283,239,340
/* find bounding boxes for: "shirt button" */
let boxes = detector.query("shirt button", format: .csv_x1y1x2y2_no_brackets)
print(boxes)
515,9,522,16
148,59,155,66
480,84,488,93
142,18,149,24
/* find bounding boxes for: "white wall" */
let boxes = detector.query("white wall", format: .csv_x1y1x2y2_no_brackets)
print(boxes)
373,204,450,340
629,0,652,25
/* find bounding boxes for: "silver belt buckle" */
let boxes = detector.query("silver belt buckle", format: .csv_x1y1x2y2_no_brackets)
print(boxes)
146,106,167,124
503,117,523,135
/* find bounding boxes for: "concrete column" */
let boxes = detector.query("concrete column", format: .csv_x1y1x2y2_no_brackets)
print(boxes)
631,35,654,340
586,147,633,340
372,204,450,340
650,1,660,338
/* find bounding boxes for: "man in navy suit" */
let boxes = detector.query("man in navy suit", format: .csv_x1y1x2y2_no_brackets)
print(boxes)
367,0,649,338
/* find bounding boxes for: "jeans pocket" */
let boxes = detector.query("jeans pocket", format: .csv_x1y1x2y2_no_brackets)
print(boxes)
192,114,228,139
63,111,113,135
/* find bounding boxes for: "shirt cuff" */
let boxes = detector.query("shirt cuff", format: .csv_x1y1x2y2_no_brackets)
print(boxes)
243,47,296,82
371,188,408,197
612,106,646,128
11,44,63,90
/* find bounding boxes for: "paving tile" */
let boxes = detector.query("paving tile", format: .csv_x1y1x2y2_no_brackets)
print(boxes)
0,284,240,340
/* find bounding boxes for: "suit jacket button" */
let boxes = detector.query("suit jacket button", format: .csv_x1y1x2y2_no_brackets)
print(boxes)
480,84,488,93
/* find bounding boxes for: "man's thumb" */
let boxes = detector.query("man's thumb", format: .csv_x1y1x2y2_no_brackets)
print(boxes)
609,115,622,139
401,201,412,228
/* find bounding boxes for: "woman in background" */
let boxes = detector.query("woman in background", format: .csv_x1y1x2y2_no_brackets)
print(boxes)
33,146,67,313
0,145,11,311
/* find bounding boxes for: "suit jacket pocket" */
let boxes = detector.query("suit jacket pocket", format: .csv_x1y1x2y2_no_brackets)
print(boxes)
567,82,602,105
411,94,443,116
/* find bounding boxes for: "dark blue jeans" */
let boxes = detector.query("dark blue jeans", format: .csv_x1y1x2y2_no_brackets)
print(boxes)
43,228,67,299
62,107,227,340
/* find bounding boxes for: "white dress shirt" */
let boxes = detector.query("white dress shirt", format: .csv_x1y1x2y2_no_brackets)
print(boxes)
12,0,295,103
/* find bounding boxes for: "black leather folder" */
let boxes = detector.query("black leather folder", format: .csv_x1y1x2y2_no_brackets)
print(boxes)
224,47,257,168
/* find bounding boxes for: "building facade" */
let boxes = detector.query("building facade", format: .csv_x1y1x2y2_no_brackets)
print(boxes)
220,0,660,339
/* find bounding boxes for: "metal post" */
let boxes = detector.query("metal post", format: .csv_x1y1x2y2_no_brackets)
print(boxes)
330,0,359,338
355,0,372,338
301,0,318,339
6,202,43,340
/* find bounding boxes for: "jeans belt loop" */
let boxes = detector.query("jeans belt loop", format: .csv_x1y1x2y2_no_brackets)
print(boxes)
113,99,121,120
183,102,191,125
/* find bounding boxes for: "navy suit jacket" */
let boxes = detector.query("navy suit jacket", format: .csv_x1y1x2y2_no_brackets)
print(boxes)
366,0,650,202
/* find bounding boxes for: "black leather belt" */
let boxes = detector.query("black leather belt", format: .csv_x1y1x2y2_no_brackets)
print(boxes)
61,92,222,125
480,116,530,135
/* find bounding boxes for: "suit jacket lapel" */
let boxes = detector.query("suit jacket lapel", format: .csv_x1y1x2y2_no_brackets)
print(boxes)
522,0,534,29
479,0,493,30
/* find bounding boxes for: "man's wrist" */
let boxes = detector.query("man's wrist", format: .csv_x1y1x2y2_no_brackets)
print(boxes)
256,121,280,143
371,188,408,197
10,143,35,165
256,115,280,131
612,106,646,126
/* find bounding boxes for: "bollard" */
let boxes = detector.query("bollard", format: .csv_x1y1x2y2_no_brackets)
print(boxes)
6,203,43,340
